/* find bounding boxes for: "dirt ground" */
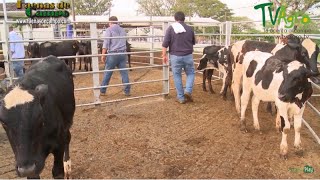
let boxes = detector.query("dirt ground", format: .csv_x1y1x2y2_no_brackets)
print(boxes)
0,55,320,179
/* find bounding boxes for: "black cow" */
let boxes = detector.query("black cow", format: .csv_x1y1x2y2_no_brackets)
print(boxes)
78,40,92,71
196,45,223,94
97,39,132,68
27,41,40,59
55,40,79,71
0,56,75,178
126,41,132,70
31,40,79,71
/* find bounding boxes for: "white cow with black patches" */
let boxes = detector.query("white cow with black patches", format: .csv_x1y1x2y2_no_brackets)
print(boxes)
240,50,318,159
228,37,319,115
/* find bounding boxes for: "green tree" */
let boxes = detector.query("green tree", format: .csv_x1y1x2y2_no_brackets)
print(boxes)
73,0,112,15
136,0,233,21
136,0,175,16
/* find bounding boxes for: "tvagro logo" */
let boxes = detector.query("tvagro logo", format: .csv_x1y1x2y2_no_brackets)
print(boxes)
254,2,311,28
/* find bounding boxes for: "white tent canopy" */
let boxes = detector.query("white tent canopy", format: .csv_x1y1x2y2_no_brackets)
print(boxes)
70,15,220,26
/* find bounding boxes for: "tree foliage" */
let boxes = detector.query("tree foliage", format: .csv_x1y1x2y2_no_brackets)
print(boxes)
136,0,233,21
271,0,320,16
73,0,112,15
136,0,175,16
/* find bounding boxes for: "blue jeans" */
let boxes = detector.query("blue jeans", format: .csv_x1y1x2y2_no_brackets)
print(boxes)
100,54,130,94
12,61,24,78
170,54,195,101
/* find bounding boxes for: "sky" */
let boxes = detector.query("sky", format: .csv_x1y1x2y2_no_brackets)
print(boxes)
1,0,319,21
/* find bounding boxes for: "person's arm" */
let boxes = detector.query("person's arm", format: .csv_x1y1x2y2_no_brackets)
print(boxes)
101,30,111,63
162,27,171,65
162,47,168,64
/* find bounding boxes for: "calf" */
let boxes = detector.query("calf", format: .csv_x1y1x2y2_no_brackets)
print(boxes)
38,40,79,71
229,35,317,114
240,50,318,159
55,40,79,71
78,41,92,71
302,38,320,84
0,56,75,178
196,45,224,94
27,41,40,59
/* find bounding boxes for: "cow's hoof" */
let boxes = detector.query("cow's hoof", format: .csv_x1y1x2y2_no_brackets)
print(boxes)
294,149,304,157
240,125,248,133
209,91,215,94
255,129,262,135
203,88,207,92
294,146,303,157
64,160,71,179
253,124,260,131
279,154,288,160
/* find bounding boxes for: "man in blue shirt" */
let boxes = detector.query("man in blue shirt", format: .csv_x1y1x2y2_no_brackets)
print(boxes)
162,11,196,104
100,16,130,96
9,26,25,78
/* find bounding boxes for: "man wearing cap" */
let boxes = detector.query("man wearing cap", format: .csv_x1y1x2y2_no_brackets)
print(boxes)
100,16,130,96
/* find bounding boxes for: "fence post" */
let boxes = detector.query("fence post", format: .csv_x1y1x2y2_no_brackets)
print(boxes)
150,18,154,65
1,0,13,86
162,22,169,98
225,21,232,46
219,23,222,45
89,23,101,104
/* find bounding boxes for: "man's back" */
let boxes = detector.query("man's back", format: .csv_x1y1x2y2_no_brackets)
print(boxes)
103,24,126,52
9,31,25,59
162,22,195,56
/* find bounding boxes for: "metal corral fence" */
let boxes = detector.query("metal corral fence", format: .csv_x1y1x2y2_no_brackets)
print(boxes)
0,2,223,108
0,1,319,143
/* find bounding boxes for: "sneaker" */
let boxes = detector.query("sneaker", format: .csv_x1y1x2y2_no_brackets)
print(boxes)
100,92,106,96
184,92,194,102
125,92,131,96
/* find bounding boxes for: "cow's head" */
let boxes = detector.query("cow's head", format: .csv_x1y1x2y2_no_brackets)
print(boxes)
0,84,49,177
278,61,319,103
301,39,320,84
197,55,209,70
78,41,87,54
217,46,230,65
72,40,80,53
27,41,40,58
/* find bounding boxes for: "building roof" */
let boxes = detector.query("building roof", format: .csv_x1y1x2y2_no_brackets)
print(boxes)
0,3,26,18
70,15,220,27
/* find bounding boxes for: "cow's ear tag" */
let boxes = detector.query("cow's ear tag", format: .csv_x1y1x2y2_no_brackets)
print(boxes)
73,45,76,48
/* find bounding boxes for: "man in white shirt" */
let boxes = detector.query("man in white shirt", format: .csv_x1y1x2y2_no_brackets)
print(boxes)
9,26,25,77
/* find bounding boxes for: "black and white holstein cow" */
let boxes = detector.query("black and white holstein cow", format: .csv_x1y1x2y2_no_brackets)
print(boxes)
0,56,75,178
240,50,318,159
228,36,319,114
197,45,225,94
